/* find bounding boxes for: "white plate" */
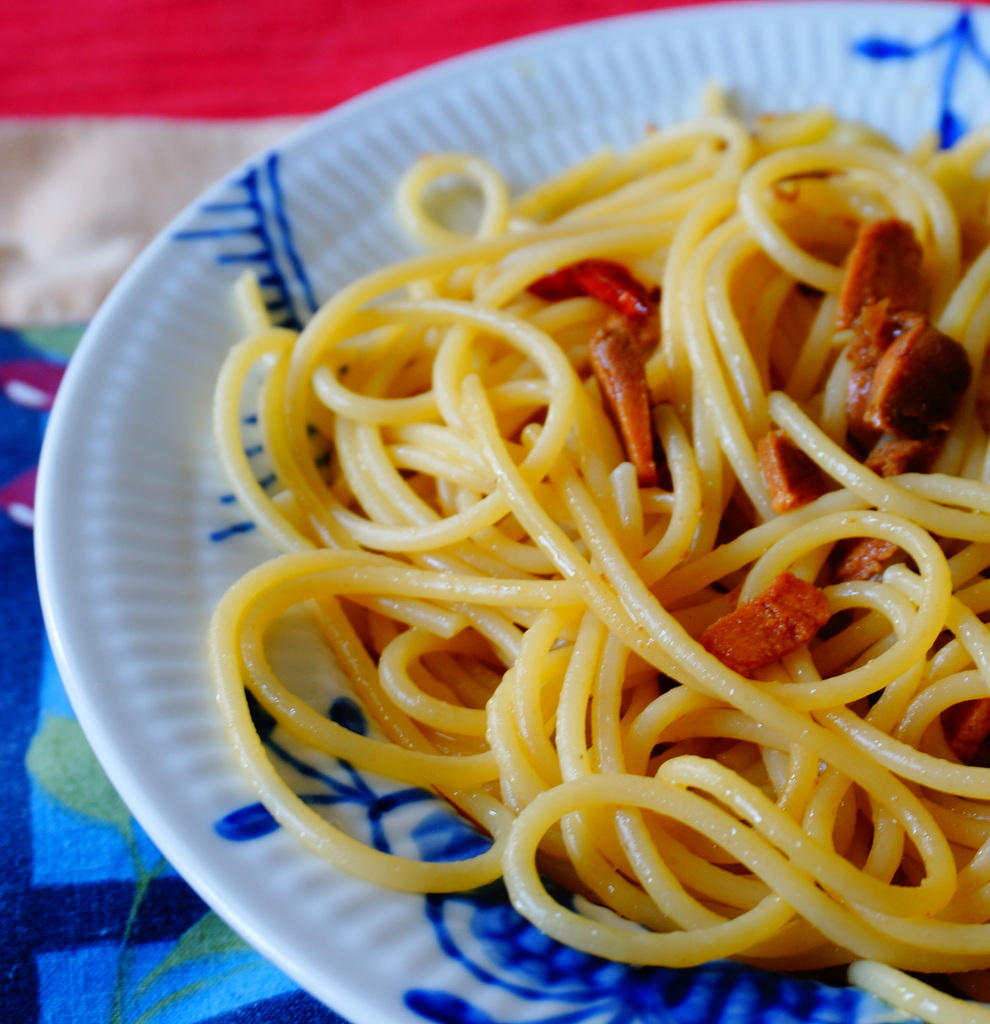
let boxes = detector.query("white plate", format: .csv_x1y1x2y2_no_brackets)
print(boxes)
35,3,990,1022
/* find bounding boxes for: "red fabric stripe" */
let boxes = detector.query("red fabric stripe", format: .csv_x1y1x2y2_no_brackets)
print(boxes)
0,0,782,118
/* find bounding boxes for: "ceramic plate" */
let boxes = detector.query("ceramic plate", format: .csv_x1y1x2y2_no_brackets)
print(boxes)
35,3,990,1022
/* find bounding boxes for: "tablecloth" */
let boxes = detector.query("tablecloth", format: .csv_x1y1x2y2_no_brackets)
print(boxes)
0,1,980,1022
0,204,343,1024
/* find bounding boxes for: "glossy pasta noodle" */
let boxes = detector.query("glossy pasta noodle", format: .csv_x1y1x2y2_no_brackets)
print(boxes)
208,99,990,1018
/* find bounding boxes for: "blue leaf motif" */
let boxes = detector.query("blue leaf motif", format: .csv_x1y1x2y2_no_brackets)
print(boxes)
852,8,990,148
405,991,502,1024
412,810,493,863
209,520,257,543
853,38,916,59
329,696,368,735
215,802,280,841
940,107,967,148
173,152,317,329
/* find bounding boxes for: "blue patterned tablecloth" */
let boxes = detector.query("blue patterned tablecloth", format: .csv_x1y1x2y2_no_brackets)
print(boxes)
0,324,349,1024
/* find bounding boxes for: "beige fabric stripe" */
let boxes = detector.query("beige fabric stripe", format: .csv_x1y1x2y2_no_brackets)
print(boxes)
0,117,303,324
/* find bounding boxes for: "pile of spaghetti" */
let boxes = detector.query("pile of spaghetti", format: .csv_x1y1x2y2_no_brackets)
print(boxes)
209,101,990,1013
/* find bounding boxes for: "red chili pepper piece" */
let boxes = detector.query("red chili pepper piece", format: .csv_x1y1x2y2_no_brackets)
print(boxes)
527,264,589,301
529,259,658,322
530,258,661,485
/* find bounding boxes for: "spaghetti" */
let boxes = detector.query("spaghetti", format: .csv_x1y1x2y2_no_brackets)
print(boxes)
208,100,990,1017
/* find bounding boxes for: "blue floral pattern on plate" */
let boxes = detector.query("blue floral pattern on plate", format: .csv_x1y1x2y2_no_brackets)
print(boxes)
174,152,318,330
215,700,911,1024
854,5,990,147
